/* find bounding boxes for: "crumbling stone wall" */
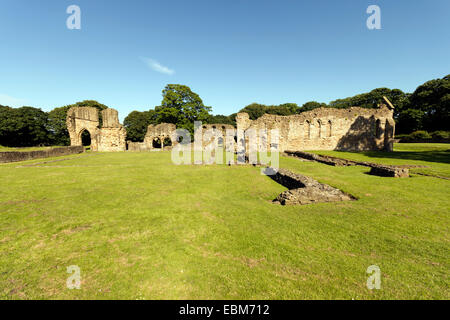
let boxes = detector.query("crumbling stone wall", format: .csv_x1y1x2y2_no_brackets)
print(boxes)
97,109,127,151
66,107,126,151
141,123,177,150
199,124,236,150
237,101,395,152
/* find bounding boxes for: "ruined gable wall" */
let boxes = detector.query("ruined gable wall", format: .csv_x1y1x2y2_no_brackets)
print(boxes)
67,107,127,152
66,107,100,151
237,105,395,152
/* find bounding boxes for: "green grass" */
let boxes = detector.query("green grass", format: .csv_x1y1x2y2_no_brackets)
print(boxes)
0,144,449,299
311,143,450,178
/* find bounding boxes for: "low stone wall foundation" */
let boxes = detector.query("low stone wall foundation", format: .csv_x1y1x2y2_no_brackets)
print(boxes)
265,168,356,205
0,146,84,163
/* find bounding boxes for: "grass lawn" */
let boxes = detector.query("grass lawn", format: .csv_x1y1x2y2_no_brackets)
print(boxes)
311,143,450,178
0,144,449,299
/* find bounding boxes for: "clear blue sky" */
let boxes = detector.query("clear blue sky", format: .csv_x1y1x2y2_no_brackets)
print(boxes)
0,0,449,120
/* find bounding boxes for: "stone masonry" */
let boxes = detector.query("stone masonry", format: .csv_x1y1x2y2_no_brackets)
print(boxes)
237,98,396,152
67,107,126,151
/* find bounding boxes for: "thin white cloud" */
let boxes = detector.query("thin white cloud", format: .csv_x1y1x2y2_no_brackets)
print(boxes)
0,94,26,107
141,57,175,75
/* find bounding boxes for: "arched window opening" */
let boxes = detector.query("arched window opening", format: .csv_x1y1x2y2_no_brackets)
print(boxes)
318,120,322,138
152,138,161,148
305,121,311,139
375,119,382,138
163,137,172,147
328,120,332,137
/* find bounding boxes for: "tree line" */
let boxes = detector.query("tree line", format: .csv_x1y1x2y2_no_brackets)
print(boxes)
0,75,448,147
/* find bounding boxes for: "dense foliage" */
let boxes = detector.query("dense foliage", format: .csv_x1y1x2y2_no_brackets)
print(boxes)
154,84,212,135
123,110,157,142
0,105,50,147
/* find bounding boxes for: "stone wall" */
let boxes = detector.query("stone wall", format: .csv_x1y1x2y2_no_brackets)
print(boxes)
126,141,148,152
198,123,236,150
237,102,395,152
66,107,126,151
141,123,177,150
0,146,84,163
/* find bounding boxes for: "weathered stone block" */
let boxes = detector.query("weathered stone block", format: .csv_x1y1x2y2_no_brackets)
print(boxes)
369,165,409,178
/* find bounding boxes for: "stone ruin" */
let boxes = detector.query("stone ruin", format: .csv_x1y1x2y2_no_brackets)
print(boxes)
127,123,178,151
265,168,356,205
68,97,396,154
127,123,236,151
236,97,396,153
66,107,127,151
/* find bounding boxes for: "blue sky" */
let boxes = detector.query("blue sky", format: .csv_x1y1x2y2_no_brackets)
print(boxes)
0,0,449,120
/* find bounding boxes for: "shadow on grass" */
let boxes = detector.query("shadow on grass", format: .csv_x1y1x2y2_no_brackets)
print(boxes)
359,149,450,164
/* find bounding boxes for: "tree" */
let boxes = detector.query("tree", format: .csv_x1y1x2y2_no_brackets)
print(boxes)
397,109,425,133
0,106,50,147
124,110,157,142
47,105,72,145
206,114,235,125
239,103,267,120
300,101,327,112
155,84,212,134
238,103,300,120
408,75,450,131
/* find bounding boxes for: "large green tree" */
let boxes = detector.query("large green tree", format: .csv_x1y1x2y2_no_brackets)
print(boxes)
155,84,212,133
408,74,449,132
0,106,50,147
124,110,157,142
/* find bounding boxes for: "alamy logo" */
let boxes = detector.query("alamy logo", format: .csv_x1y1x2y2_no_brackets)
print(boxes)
366,5,381,30
66,265,81,289
366,265,381,290
171,121,279,175
66,5,81,30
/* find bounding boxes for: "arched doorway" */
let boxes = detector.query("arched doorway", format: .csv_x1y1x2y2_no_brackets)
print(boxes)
163,137,172,147
152,138,161,148
79,129,92,150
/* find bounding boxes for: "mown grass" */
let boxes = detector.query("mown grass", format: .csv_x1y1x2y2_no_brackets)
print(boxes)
0,144,448,299
311,143,450,178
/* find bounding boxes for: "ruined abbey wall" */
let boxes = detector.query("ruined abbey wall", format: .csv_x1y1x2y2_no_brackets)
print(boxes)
67,107,126,151
68,100,395,153
236,103,395,152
